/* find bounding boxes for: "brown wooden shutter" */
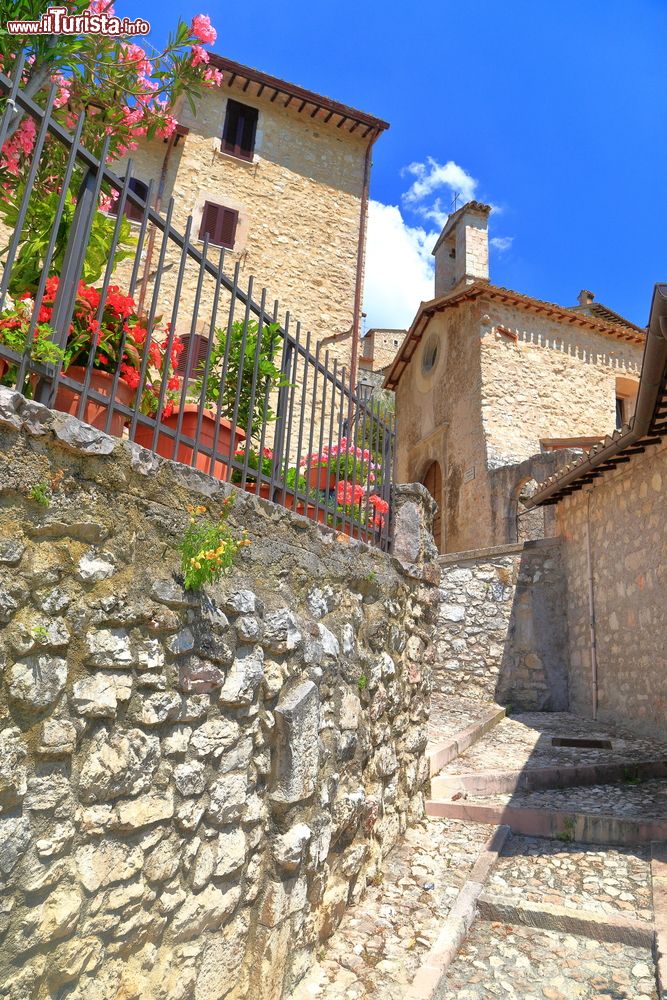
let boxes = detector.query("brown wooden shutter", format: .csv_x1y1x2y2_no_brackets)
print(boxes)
222,100,258,160
175,334,209,379
217,207,238,249
110,177,148,222
199,202,238,249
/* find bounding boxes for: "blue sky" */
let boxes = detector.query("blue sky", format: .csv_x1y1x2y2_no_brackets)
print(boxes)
127,0,666,330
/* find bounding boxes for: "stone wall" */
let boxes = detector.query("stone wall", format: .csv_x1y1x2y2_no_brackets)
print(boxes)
0,387,435,1000
432,539,569,711
557,439,667,738
479,304,642,468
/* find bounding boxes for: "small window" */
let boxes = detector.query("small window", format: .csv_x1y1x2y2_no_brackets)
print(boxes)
109,177,149,223
616,396,625,430
222,99,258,161
422,334,439,375
198,202,239,249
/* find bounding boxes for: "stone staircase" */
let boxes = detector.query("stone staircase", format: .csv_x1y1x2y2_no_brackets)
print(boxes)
289,704,667,999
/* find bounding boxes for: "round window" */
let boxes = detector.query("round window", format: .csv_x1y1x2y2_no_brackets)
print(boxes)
421,334,439,375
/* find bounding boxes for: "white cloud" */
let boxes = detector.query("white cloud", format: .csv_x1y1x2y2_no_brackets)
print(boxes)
363,200,437,330
490,236,513,252
401,158,478,221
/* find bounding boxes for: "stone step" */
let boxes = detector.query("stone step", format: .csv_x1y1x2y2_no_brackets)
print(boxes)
431,757,667,799
426,703,506,777
426,795,667,845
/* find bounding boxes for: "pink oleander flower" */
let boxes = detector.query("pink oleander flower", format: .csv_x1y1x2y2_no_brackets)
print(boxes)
120,43,152,79
203,67,223,88
157,114,178,138
191,14,217,44
191,44,209,67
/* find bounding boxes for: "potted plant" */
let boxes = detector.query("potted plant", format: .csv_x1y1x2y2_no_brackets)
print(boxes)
300,438,378,492
155,318,287,481
0,293,66,385
17,276,153,436
231,445,275,499
334,480,390,541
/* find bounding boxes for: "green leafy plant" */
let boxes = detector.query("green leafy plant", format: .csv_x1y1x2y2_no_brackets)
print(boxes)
28,482,50,506
179,496,250,591
32,625,48,644
623,767,642,786
0,191,136,297
190,321,289,443
231,445,274,484
556,817,576,843
357,673,368,693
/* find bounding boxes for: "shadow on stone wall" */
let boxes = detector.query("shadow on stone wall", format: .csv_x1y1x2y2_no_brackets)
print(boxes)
432,539,569,711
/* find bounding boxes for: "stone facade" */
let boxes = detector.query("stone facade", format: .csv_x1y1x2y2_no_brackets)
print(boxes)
112,72,381,369
0,387,435,1000
392,284,643,554
557,438,667,739
432,540,569,711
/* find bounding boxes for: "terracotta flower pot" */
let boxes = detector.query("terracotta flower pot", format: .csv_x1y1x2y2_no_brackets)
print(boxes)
306,465,336,492
134,404,245,481
242,481,272,500
53,366,133,437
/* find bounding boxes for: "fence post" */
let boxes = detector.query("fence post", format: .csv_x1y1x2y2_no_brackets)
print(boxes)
272,337,294,488
34,166,101,405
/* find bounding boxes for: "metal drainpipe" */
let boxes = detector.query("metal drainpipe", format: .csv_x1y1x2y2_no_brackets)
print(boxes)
584,487,598,719
137,130,177,317
348,127,380,409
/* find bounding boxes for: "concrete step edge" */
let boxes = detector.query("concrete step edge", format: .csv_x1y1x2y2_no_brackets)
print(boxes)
477,891,655,948
427,705,506,778
404,824,510,1000
431,758,667,798
425,799,667,846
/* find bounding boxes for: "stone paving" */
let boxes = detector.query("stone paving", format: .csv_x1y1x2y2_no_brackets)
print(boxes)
288,818,490,1000
466,778,667,820
427,692,499,749
440,922,658,999
490,836,653,922
443,711,667,775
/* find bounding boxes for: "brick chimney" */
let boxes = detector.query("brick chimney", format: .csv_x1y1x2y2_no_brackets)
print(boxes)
432,201,491,297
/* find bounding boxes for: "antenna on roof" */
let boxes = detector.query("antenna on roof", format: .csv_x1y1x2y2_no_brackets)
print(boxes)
450,191,462,212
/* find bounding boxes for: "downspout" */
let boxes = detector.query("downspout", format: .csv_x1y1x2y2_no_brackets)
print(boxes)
137,130,178,317
584,487,598,719
349,127,380,406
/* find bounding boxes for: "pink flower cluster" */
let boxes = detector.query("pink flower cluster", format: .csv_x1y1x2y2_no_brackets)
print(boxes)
301,437,378,470
1,118,36,176
191,14,217,44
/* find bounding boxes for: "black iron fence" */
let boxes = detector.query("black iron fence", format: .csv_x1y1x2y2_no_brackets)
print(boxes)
0,56,395,550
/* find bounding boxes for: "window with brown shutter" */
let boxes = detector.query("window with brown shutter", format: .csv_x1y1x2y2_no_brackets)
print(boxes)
109,177,149,223
198,202,239,249
221,99,258,161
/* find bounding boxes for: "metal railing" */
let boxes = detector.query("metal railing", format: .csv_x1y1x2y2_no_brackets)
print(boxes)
0,57,395,550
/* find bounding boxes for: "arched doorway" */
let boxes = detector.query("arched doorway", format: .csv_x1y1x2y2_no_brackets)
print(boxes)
421,461,443,552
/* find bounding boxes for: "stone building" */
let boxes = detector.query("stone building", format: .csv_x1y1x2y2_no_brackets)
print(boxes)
524,282,667,739
384,201,646,553
114,55,388,375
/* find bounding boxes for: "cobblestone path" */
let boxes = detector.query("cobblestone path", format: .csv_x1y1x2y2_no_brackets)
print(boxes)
441,922,657,999
289,704,665,999
289,817,490,1000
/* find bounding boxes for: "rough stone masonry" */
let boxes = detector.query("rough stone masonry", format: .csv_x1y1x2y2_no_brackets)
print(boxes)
0,387,436,1000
